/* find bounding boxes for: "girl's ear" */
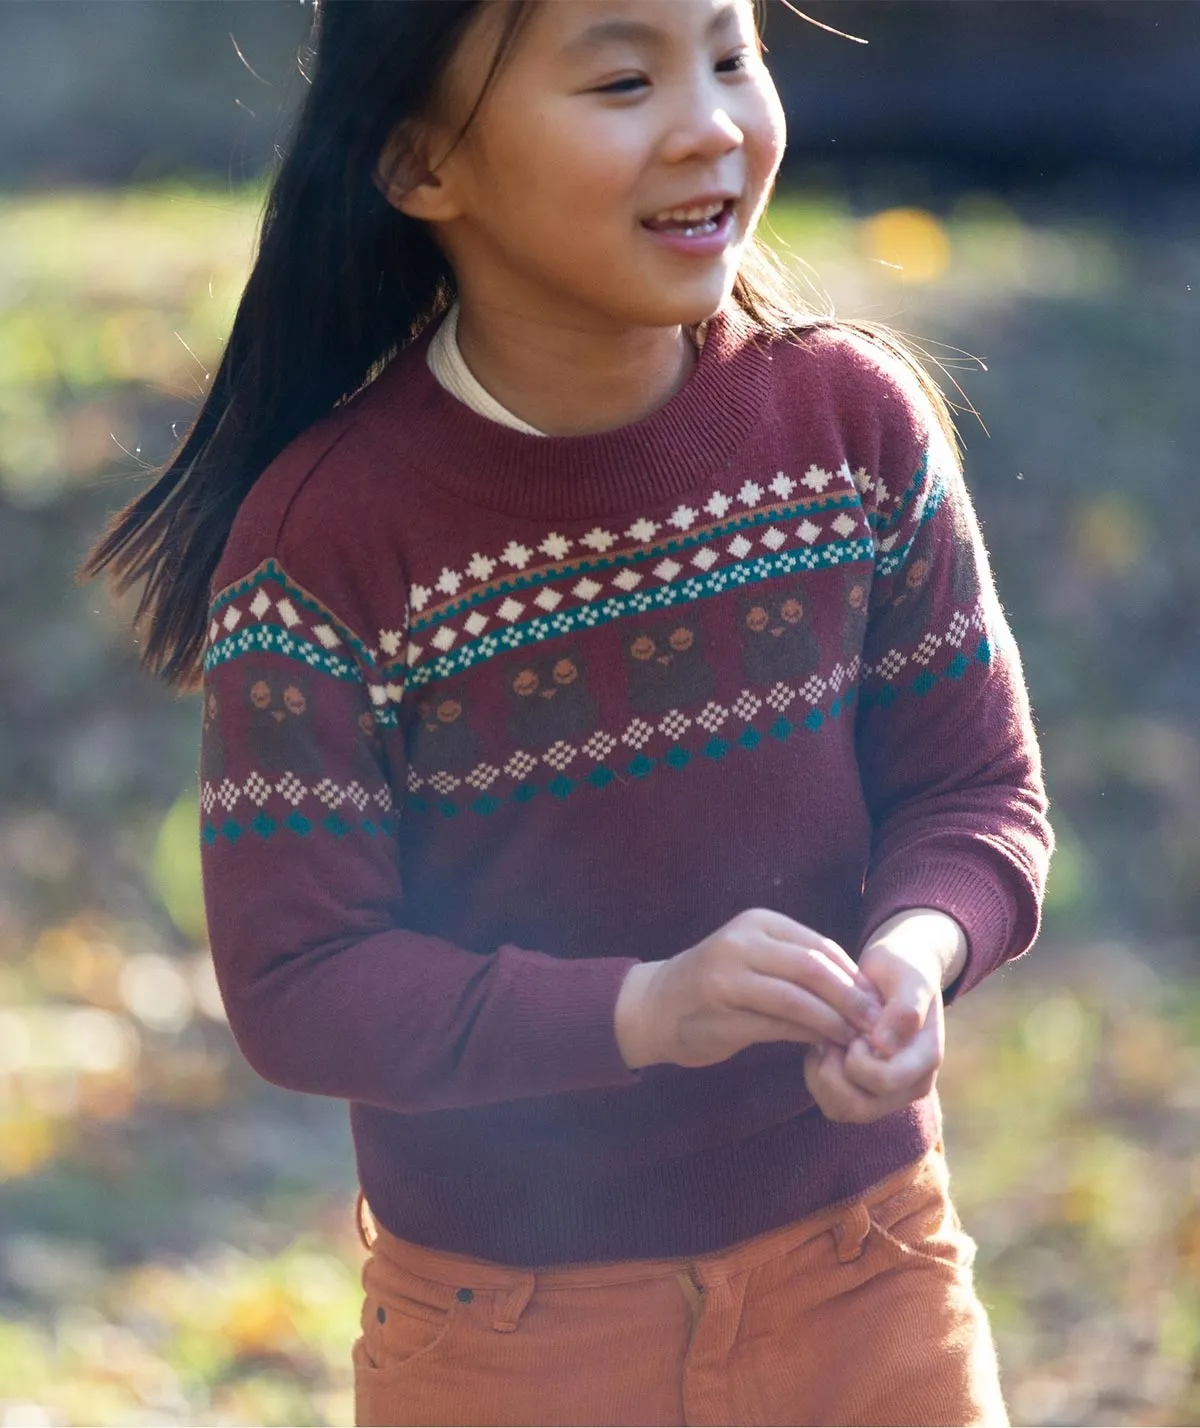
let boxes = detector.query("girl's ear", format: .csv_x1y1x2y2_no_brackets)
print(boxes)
373,123,460,224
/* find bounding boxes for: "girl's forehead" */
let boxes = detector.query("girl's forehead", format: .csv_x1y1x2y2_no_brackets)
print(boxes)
468,0,756,72
545,0,755,49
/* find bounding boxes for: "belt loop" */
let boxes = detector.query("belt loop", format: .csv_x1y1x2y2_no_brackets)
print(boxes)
833,1201,872,1263
491,1272,535,1333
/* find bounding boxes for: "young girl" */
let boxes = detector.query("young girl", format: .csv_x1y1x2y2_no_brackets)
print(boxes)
83,2,1053,1424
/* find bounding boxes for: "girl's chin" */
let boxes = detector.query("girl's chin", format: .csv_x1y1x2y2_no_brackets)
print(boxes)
601,262,740,329
641,279,739,328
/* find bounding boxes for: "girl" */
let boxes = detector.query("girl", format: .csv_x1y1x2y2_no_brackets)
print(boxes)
82,2,1053,1424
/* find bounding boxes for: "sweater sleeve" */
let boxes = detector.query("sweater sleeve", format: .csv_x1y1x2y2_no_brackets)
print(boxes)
852,369,1054,1005
198,556,643,1114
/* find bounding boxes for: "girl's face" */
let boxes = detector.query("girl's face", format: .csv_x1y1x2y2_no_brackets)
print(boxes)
398,0,786,331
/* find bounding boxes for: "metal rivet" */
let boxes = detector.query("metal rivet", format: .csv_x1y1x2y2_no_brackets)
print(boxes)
455,1287,474,1303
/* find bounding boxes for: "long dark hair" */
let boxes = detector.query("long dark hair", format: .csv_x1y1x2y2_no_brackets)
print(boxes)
79,0,959,692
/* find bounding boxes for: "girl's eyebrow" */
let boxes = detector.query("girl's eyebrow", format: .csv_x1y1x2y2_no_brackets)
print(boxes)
562,2,740,58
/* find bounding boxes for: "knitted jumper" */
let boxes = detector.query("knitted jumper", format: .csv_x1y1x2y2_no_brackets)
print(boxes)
199,306,1052,1265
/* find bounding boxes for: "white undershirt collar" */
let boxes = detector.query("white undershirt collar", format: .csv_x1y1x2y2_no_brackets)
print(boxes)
425,302,708,438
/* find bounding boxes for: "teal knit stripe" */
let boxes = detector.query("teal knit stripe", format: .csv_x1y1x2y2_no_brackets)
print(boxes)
411,489,864,633
208,559,376,666
876,478,946,578
405,539,874,691
203,623,360,681
202,809,399,845
871,447,930,537
870,438,959,540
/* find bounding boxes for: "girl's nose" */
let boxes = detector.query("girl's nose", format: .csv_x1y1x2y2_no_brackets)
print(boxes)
659,100,744,168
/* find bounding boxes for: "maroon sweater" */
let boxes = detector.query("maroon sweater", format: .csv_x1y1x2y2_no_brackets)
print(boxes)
199,307,1052,1265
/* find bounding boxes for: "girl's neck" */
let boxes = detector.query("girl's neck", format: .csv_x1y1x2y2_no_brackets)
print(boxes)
452,299,698,438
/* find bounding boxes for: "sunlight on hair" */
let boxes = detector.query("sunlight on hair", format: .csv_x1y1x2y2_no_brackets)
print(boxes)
860,207,952,285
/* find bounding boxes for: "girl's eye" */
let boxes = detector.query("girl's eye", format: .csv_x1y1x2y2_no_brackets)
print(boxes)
716,51,751,75
593,74,649,97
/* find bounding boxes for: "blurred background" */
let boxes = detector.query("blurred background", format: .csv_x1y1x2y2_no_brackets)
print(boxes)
1,1,1198,1423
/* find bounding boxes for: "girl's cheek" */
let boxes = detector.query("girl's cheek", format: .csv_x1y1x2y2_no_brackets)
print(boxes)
758,86,788,184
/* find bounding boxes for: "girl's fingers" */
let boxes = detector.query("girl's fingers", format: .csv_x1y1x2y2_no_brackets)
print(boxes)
842,1027,939,1099
736,973,859,1046
752,942,881,1035
755,911,861,979
804,1043,889,1124
866,1000,924,1057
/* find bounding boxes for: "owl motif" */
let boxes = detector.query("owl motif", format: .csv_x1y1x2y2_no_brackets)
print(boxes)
739,585,820,685
200,686,226,783
841,570,871,658
624,616,714,716
349,709,387,789
883,526,980,650
246,669,323,774
410,684,480,774
506,649,598,748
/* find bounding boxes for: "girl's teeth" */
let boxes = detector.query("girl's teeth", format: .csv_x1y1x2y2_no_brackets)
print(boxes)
644,201,729,236
652,202,724,225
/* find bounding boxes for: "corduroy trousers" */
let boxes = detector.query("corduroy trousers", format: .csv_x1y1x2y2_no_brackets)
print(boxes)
352,1141,1008,1427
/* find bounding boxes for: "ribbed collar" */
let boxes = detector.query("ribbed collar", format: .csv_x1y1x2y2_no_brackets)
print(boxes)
357,306,773,521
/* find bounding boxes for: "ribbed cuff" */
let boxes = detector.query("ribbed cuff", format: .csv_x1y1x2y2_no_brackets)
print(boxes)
501,948,646,1093
858,853,1020,1005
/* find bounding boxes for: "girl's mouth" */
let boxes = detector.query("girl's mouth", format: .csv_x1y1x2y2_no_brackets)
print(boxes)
645,198,731,237
642,197,736,240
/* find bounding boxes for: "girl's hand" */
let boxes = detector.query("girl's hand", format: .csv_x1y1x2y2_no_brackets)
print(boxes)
614,909,883,1071
801,909,963,1123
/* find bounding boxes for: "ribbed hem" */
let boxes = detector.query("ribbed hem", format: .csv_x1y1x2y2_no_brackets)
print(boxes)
353,1097,937,1266
858,852,1020,1004
356,306,774,520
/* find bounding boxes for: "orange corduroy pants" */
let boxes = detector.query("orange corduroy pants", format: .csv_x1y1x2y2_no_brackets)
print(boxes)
352,1141,1008,1427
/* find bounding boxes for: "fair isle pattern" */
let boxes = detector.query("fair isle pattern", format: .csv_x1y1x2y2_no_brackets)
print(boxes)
198,624,995,840
875,446,951,573
403,540,874,693
200,770,395,846
864,600,987,688
202,807,398,847
394,460,942,694
402,634,994,823
388,452,946,698
402,446,939,636
207,561,376,662
406,488,869,644
408,466,880,625
404,597,987,803
204,563,404,731
203,450,946,717
409,667,860,798
395,459,908,679
200,769,394,818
